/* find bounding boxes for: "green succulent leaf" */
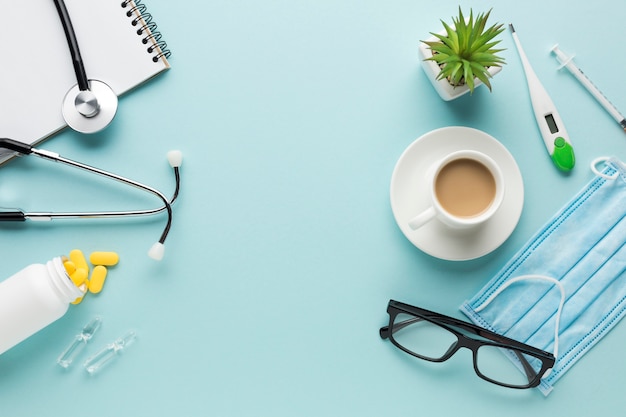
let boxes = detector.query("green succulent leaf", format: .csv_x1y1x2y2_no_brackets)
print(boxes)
421,7,506,94
470,61,493,91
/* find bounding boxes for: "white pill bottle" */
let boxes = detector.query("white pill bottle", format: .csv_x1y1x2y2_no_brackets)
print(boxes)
0,257,85,355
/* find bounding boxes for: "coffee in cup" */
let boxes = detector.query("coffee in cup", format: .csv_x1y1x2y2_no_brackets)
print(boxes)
408,150,504,230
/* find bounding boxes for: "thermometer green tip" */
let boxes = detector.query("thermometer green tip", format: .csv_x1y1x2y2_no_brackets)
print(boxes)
551,138,575,171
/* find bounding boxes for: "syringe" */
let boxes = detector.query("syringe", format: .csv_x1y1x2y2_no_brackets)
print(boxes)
551,44,626,132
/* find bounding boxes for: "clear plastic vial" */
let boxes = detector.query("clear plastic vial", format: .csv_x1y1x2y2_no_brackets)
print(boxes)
0,257,86,355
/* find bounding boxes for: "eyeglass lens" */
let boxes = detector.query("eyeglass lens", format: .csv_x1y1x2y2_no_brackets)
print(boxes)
391,313,544,388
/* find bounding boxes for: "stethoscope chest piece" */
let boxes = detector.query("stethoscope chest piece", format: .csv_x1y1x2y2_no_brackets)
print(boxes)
62,80,118,134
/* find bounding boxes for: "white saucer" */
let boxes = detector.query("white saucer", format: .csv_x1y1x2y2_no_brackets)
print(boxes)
390,126,524,261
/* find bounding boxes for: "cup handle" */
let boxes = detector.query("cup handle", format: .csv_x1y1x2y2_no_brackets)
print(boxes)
408,206,436,230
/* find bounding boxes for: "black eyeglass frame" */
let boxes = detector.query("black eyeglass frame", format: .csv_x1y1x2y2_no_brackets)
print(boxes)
379,300,556,389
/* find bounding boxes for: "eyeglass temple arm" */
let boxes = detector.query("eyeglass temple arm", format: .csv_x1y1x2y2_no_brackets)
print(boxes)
514,350,539,382
379,316,423,339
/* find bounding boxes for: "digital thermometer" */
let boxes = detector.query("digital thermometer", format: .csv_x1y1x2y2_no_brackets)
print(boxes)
510,24,575,172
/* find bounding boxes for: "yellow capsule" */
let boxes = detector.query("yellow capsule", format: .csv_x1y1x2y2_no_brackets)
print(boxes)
88,265,108,294
71,296,83,305
89,251,119,266
70,268,88,286
69,249,89,274
63,260,76,276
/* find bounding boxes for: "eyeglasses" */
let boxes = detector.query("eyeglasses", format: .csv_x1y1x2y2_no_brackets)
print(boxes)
379,300,555,389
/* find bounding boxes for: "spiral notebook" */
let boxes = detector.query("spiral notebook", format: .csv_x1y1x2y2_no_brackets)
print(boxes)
0,0,171,164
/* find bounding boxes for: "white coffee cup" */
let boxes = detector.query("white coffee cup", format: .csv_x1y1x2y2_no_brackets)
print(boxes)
408,150,505,230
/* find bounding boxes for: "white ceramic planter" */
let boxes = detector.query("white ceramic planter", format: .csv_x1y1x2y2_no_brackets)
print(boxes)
418,32,502,101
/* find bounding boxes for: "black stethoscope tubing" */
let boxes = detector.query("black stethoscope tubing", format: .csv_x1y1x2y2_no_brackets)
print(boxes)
53,0,89,92
0,138,181,260
53,0,119,133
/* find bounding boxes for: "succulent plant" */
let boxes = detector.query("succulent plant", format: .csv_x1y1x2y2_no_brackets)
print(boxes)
422,8,506,94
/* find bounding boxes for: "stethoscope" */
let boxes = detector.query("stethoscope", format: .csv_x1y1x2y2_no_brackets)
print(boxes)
54,0,119,133
1,1,181,260
0,138,181,261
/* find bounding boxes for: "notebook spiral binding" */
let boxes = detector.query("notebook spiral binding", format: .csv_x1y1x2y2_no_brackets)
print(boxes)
121,0,171,62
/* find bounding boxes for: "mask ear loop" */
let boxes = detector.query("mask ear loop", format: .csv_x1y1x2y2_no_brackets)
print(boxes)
591,157,619,180
474,275,566,379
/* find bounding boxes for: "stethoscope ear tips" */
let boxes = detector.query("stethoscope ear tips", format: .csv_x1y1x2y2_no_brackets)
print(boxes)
167,150,183,168
148,242,165,261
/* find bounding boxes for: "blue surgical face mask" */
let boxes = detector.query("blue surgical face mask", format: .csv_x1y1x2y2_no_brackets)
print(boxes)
460,157,626,396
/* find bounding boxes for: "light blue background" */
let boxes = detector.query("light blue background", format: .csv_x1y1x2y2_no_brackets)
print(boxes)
1,0,625,415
